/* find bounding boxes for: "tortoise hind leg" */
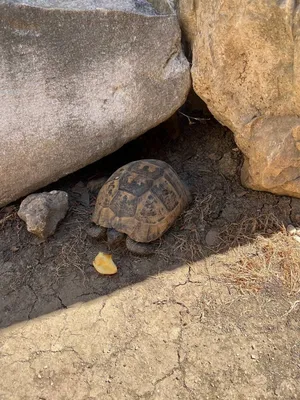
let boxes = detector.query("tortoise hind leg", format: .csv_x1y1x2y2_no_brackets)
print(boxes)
126,237,156,256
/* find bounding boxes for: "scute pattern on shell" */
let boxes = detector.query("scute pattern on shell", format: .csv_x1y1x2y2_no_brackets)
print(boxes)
92,159,190,243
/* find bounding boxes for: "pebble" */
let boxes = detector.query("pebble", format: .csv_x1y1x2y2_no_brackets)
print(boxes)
287,224,297,236
208,153,221,161
293,235,300,244
205,229,219,247
236,191,248,198
295,214,300,224
218,152,238,178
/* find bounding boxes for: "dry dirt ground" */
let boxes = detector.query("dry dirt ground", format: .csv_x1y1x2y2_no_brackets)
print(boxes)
1,108,300,399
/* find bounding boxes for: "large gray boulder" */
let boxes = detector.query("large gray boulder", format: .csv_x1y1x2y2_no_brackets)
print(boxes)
178,0,300,198
0,0,190,207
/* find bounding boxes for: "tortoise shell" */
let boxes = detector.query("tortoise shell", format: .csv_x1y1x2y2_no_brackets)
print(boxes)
92,159,190,243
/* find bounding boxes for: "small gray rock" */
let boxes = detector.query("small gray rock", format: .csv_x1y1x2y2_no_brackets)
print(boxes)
18,191,69,240
293,235,300,244
205,228,219,247
219,152,238,179
287,224,297,236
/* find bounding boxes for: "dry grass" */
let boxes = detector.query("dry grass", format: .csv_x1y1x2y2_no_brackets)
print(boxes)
0,206,18,230
212,214,300,294
3,197,299,296
158,194,214,262
57,206,90,281
214,213,285,251
174,194,215,261
220,232,300,294
160,208,300,294
184,193,215,228
59,227,87,277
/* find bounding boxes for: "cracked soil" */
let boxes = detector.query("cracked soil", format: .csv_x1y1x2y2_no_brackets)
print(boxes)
1,114,300,399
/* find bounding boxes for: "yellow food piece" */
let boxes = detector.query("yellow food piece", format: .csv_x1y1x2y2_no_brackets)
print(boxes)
93,252,118,275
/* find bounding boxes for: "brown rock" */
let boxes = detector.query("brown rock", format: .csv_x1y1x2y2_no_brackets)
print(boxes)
241,117,300,197
178,0,300,198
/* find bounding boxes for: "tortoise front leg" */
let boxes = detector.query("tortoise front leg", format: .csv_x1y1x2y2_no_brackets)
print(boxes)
125,237,156,256
107,228,125,248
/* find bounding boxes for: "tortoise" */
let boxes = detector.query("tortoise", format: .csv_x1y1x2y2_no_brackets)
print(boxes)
91,159,191,255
